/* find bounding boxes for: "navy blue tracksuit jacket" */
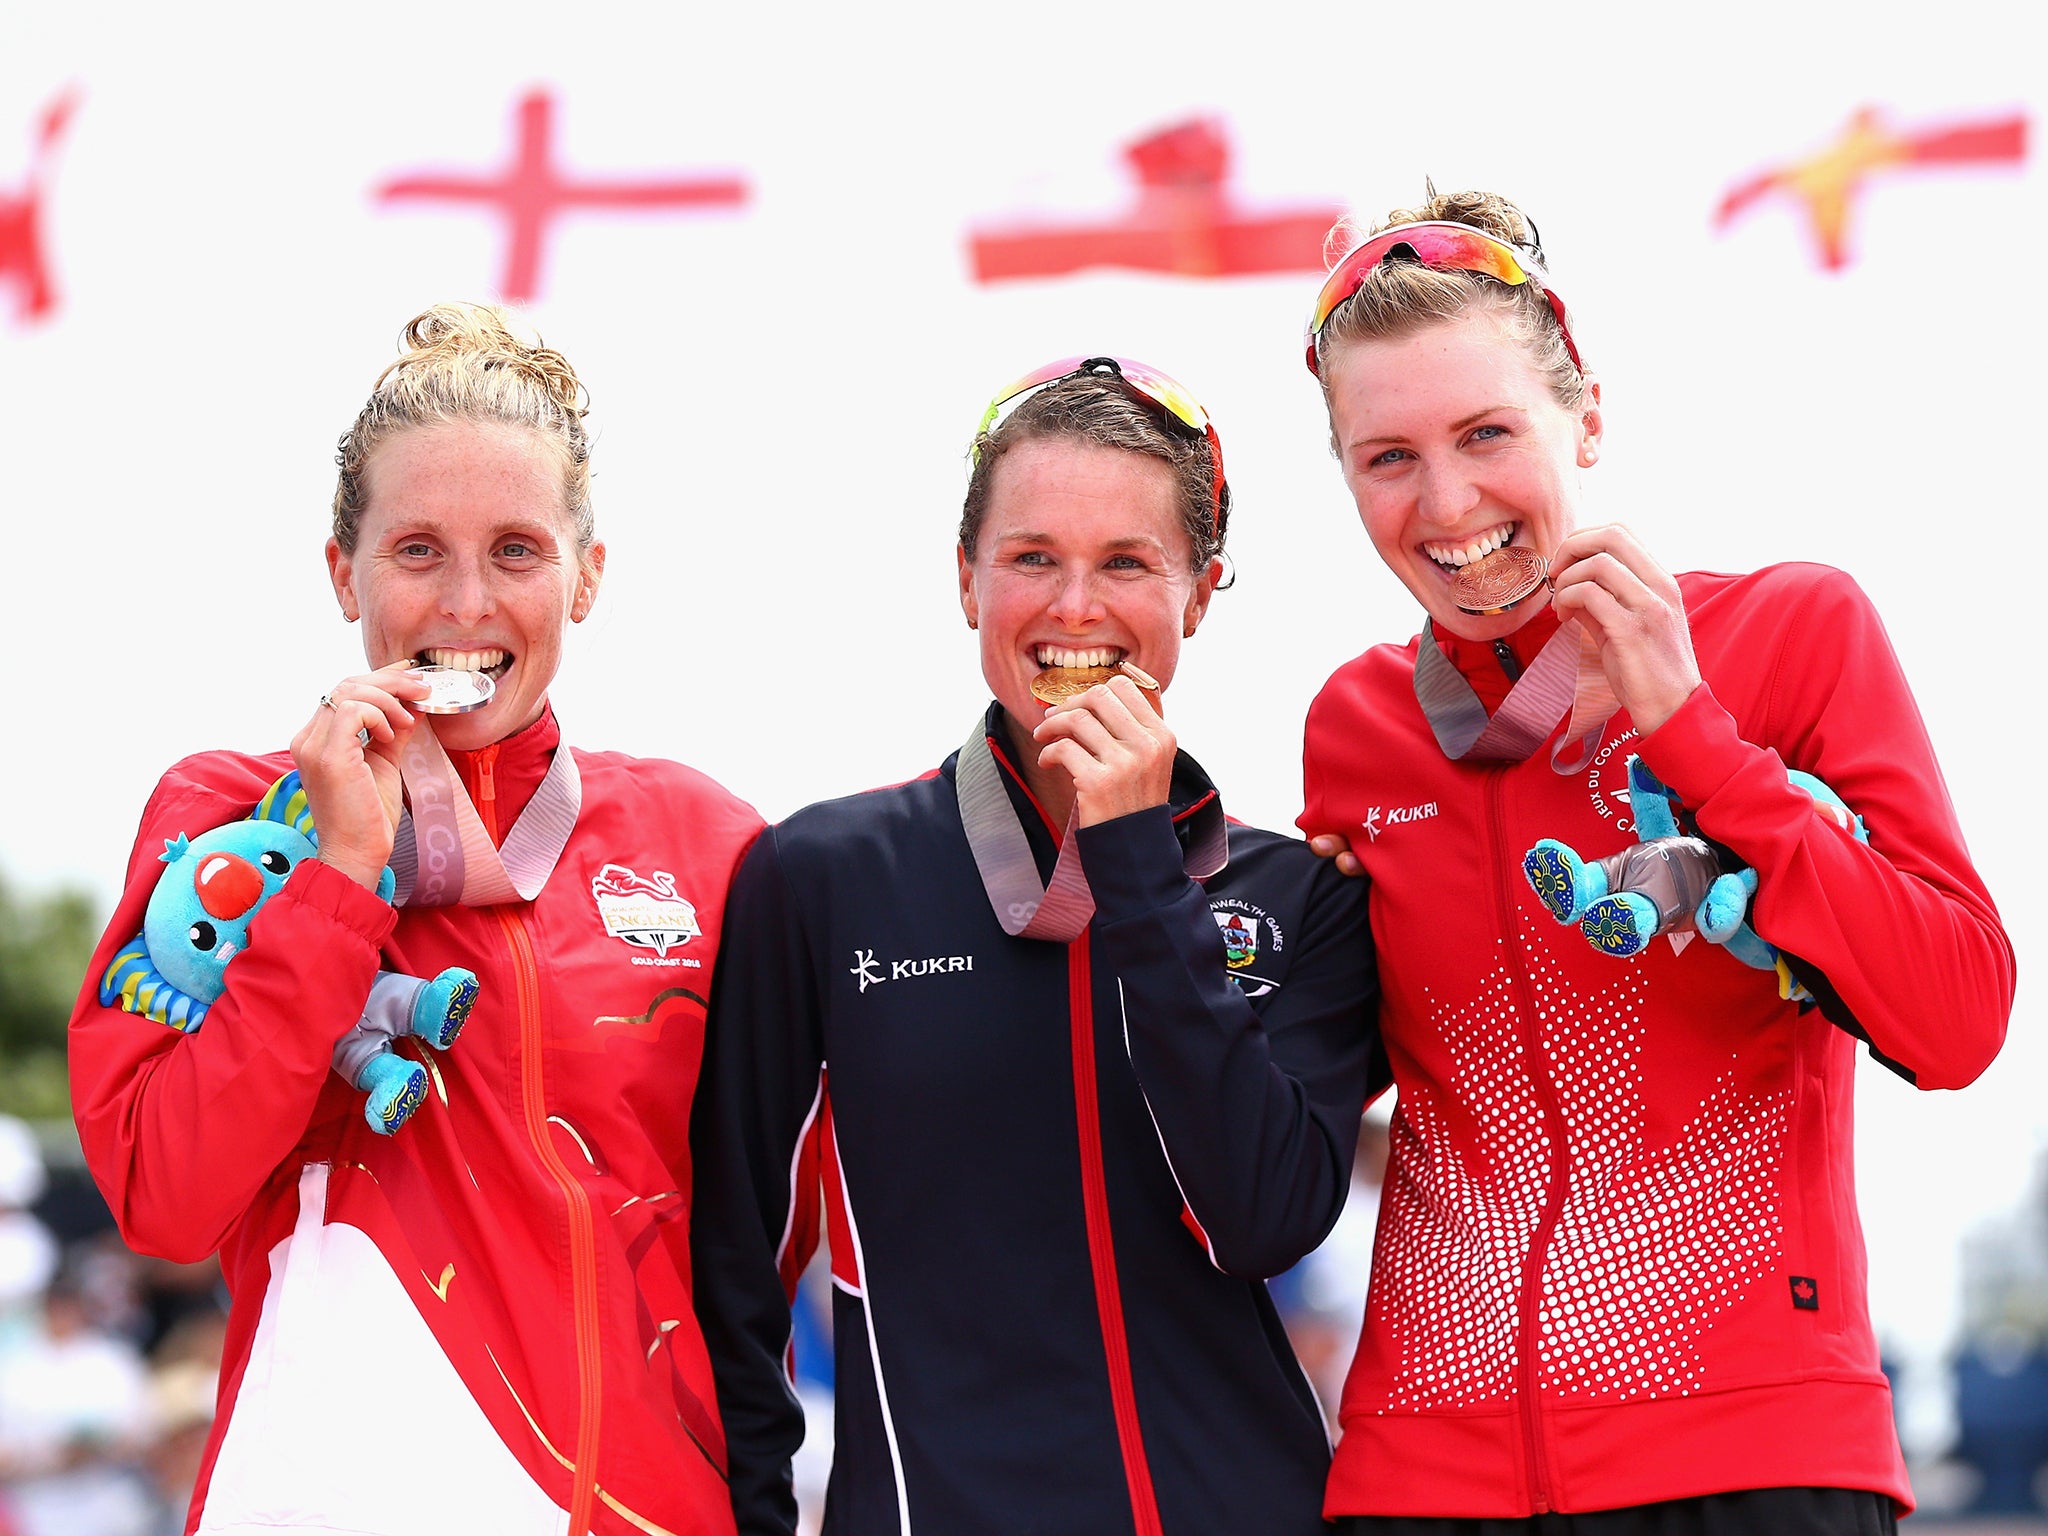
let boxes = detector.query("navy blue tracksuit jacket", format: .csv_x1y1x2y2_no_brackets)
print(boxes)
691,709,1382,1535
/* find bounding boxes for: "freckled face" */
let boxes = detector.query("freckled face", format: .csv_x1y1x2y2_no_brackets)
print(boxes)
326,421,604,752
957,437,1217,730
1323,310,1599,642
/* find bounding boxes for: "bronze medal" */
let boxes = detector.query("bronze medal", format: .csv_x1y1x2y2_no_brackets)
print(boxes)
1450,545,1551,615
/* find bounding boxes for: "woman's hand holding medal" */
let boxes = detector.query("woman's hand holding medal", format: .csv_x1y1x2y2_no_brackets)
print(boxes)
1548,523,1702,737
290,660,431,892
1031,669,1175,829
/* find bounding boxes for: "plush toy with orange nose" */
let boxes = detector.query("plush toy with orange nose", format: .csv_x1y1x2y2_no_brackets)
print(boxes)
99,771,474,1136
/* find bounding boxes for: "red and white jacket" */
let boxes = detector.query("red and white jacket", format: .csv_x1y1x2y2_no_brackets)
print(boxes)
70,709,763,1536
1300,564,2014,1519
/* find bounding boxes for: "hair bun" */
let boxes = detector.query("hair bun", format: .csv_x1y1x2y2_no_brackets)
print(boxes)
332,301,598,560
386,301,587,419
1374,185,1531,249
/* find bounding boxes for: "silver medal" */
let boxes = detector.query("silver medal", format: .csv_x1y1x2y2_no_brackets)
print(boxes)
410,665,496,715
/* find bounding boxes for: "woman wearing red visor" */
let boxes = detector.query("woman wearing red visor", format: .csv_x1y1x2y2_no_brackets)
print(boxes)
691,356,1382,1535
1296,188,2015,1534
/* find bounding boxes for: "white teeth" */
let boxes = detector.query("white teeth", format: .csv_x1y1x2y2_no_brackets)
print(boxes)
1036,646,1124,669
423,647,506,672
1425,525,1517,569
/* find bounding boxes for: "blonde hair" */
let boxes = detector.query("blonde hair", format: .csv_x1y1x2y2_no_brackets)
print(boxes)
332,303,595,563
1313,187,1588,412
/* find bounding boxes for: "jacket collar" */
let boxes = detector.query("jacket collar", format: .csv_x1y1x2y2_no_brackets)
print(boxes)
446,703,561,837
1435,605,1564,714
957,701,1224,877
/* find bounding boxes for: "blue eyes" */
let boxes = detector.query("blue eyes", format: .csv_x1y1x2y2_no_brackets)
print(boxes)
395,541,540,560
1366,426,1507,470
1012,552,1147,573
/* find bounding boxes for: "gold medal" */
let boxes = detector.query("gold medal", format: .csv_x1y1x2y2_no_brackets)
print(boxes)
1029,659,1161,706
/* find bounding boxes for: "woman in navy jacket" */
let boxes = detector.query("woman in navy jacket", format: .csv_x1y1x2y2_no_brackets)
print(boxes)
691,356,1383,1536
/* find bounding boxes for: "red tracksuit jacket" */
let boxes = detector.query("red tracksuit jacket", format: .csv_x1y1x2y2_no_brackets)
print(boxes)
1300,564,2013,1519
70,709,763,1535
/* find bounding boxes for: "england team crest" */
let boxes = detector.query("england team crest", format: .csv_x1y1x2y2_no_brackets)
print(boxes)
591,864,700,956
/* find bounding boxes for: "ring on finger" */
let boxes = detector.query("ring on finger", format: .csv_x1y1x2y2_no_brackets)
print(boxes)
320,695,337,710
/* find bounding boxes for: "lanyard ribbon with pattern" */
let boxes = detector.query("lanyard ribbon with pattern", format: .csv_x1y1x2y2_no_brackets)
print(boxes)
1412,617,1618,772
954,716,1227,943
387,718,582,906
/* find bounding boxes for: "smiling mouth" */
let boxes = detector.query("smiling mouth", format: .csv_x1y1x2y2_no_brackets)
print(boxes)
419,646,513,682
1030,646,1159,704
1423,523,1519,572
1035,646,1125,670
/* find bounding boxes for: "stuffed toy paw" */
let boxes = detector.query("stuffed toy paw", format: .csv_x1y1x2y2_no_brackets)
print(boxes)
332,968,478,1134
1524,831,1721,959
357,1053,430,1135
403,968,478,1051
1523,755,1867,998
99,771,476,1135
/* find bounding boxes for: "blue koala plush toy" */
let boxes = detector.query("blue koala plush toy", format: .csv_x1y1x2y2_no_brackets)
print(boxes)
100,771,476,1135
1522,754,1868,1003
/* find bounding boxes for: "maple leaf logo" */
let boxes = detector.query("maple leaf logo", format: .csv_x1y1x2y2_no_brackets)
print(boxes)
1367,921,1792,1410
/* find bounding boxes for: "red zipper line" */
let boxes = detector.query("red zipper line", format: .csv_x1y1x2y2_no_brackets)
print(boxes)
478,744,601,1534
991,724,1164,1528
985,733,1062,840
475,746,499,844
500,907,603,1535
1488,769,1567,1514
1068,936,1165,1536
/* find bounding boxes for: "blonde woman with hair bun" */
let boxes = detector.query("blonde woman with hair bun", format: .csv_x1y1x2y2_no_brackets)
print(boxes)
1295,190,2014,1535
70,302,763,1536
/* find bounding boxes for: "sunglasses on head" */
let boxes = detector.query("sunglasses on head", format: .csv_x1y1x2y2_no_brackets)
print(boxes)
1304,220,1584,378
974,355,1229,538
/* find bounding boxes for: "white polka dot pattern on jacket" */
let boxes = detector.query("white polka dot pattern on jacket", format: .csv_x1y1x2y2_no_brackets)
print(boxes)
1367,929,1791,1412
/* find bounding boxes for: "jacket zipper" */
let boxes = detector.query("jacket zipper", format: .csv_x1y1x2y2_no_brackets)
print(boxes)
470,746,603,1532
499,905,603,1534
1488,767,1568,1514
1068,934,1165,1536
474,745,498,841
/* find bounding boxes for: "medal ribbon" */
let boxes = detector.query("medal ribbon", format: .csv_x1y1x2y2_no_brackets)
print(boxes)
387,718,582,906
955,716,1227,942
1413,617,1618,772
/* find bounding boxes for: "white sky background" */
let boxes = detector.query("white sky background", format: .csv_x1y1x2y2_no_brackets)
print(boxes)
3,0,2041,1453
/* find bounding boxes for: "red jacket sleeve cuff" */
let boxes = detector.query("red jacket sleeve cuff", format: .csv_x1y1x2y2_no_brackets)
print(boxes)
285,857,401,945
